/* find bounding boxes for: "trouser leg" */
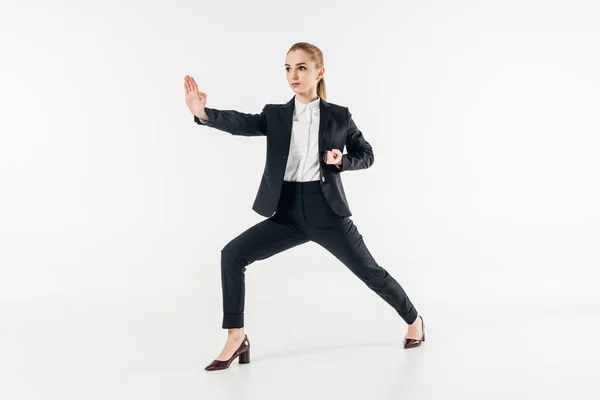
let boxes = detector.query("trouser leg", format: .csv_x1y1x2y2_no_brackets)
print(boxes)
220,217,309,328
309,217,419,325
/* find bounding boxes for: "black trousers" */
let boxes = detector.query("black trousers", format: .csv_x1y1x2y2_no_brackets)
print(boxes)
219,180,419,328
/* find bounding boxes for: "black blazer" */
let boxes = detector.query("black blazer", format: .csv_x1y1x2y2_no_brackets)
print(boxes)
193,95,374,217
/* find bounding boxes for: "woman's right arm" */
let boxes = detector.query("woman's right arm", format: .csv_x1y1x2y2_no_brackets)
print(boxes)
185,75,268,137
194,106,269,137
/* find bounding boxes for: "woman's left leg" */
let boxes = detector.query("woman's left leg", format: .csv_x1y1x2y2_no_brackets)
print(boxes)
289,182,423,342
309,217,419,325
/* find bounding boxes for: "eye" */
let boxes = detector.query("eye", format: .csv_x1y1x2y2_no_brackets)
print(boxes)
285,66,306,72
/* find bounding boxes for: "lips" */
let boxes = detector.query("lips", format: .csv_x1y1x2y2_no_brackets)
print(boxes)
292,83,300,86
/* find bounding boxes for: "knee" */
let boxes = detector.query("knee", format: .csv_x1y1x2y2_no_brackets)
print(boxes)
221,234,244,255
221,241,248,268
221,241,235,257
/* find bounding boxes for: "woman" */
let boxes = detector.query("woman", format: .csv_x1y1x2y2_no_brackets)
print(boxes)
184,42,425,372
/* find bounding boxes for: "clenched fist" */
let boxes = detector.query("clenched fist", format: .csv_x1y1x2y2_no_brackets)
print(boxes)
184,75,208,119
323,149,343,166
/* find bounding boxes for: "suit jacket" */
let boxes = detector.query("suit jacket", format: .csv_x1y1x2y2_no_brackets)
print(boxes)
193,95,374,217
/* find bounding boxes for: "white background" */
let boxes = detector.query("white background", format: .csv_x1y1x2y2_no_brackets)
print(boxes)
1,0,599,399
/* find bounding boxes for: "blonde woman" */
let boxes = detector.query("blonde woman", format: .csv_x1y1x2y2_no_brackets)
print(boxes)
184,42,425,372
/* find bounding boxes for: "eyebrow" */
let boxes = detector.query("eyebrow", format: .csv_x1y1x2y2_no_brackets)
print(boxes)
284,63,307,66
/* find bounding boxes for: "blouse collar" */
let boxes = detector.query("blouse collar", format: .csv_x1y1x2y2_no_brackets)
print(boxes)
294,96,320,116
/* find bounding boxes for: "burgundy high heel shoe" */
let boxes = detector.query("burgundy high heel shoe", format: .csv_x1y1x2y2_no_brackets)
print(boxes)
404,315,425,349
205,334,251,371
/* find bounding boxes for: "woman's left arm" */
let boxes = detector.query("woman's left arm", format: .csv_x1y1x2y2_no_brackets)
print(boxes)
338,108,375,172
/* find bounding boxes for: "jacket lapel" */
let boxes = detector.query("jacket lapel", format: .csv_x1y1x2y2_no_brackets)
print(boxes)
279,95,333,156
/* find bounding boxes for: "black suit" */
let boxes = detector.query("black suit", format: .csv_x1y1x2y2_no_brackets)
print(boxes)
194,95,374,217
193,96,418,330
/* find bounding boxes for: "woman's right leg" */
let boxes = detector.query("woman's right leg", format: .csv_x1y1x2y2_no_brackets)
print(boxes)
220,216,309,328
210,216,308,362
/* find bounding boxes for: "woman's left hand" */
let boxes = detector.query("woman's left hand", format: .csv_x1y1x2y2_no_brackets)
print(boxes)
323,149,343,166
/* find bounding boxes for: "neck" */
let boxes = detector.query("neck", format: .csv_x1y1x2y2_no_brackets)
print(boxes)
295,91,319,105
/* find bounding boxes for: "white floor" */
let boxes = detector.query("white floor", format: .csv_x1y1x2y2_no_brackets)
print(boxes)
2,260,598,400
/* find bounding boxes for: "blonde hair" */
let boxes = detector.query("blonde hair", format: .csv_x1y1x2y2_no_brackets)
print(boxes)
287,42,327,101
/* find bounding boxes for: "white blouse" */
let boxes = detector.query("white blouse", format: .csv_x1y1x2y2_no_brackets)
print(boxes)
283,96,322,182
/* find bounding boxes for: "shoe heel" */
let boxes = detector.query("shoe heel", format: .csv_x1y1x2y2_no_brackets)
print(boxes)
239,348,250,364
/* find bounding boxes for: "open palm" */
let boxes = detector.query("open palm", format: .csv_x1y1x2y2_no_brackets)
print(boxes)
184,75,207,117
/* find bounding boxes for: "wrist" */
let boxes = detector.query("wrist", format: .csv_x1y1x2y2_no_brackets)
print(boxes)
196,108,208,121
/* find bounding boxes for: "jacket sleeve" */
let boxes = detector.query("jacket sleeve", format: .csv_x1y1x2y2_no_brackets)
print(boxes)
339,108,374,171
193,104,270,136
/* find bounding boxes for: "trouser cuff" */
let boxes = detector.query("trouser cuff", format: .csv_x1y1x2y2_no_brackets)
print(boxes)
222,313,244,329
402,306,419,325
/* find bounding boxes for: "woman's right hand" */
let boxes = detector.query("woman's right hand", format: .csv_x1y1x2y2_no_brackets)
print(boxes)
184,75,208,119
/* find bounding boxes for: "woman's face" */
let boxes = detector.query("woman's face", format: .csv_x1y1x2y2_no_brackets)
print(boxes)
285,50,324,95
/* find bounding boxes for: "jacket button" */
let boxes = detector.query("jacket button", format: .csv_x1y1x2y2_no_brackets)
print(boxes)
321,176,325,182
